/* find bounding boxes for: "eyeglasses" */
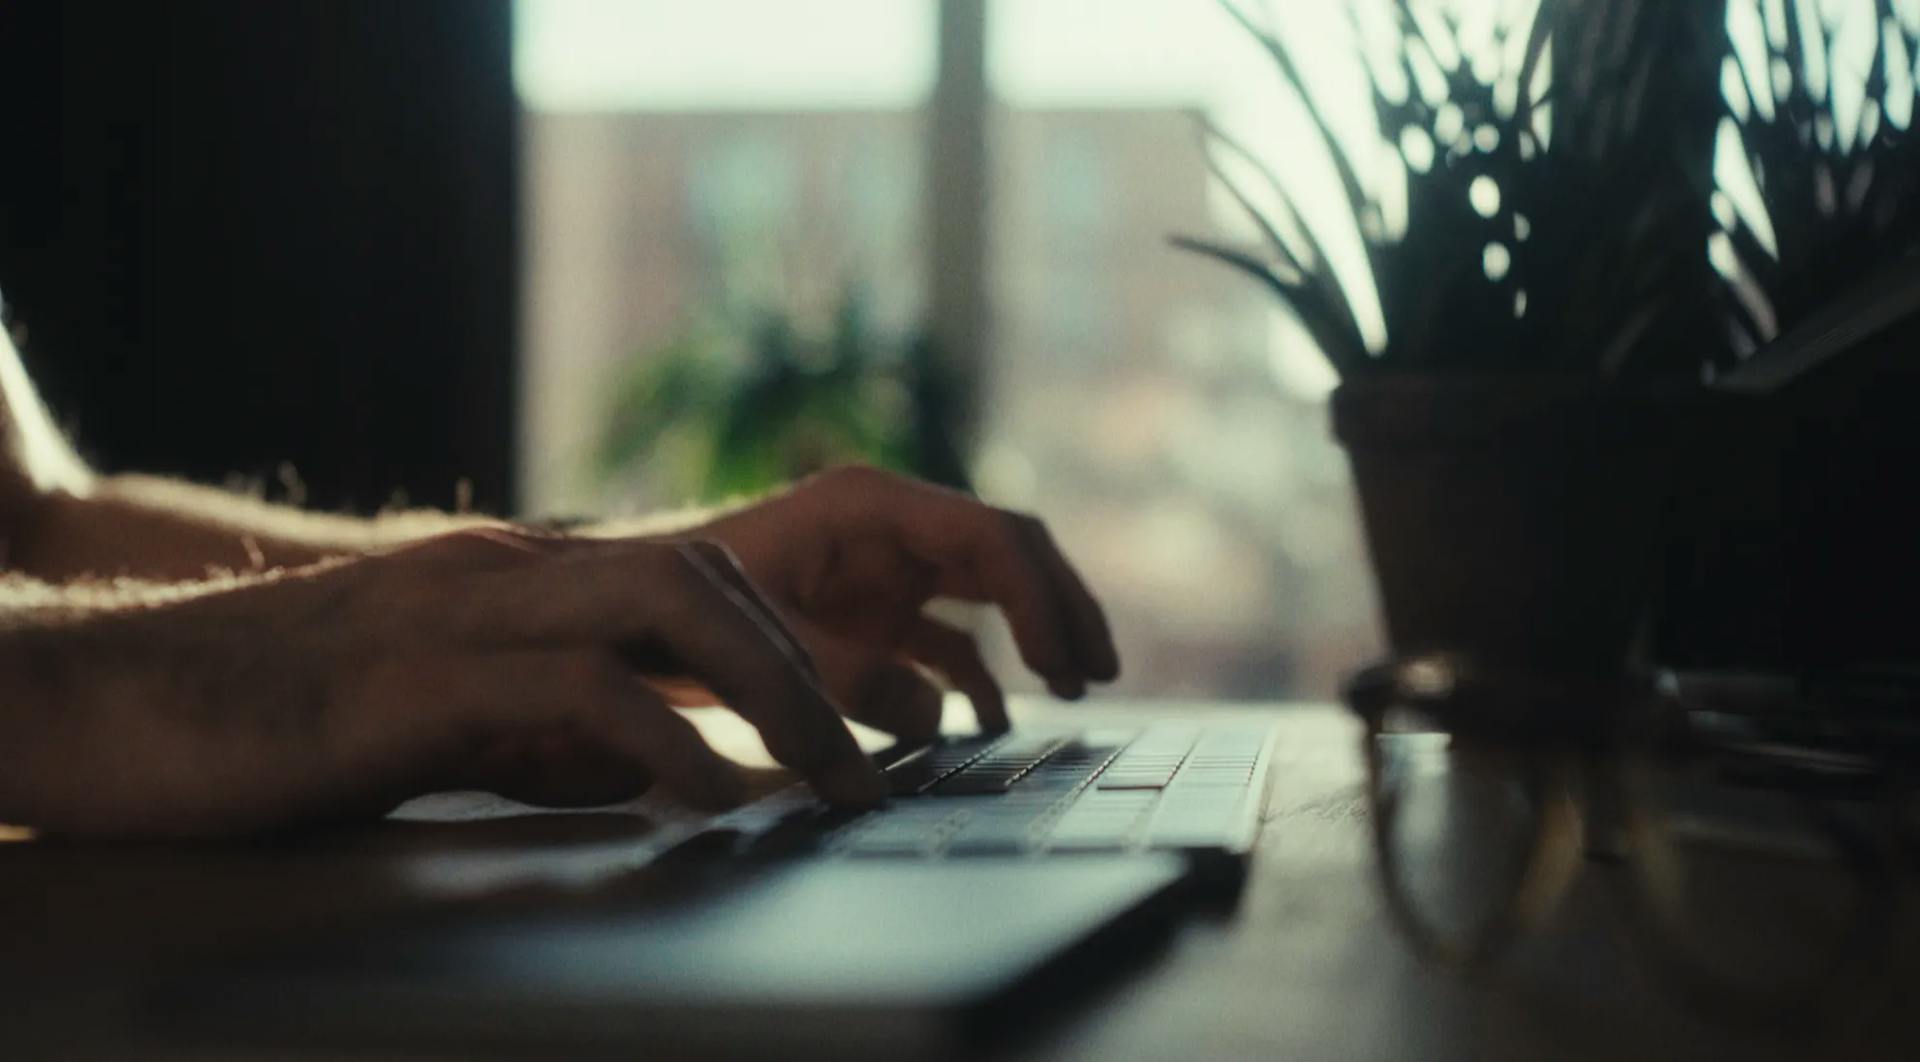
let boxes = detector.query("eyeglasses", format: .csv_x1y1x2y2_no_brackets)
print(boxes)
1347,654,1915,1033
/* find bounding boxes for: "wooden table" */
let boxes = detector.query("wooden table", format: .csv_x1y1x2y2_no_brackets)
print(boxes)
5,702,1915,1060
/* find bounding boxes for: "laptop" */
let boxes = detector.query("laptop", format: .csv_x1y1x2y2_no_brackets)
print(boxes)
156,717,1279,1054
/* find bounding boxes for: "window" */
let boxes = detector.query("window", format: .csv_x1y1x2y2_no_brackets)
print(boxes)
513,1,1388,699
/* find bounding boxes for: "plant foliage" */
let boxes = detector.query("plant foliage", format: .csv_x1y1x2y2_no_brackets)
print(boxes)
1709,0,1920,370
1178,0,1920,379
597,294,969,502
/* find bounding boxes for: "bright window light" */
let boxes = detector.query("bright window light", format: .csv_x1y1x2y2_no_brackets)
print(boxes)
988,0,1273,107
514,0,936,110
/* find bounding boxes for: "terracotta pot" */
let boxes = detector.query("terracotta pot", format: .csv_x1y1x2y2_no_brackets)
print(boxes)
1332,375,1716,679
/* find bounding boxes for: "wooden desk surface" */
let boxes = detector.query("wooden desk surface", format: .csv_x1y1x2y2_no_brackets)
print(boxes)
5,701,1915,1060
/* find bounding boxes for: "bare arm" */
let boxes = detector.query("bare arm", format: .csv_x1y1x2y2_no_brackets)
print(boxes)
0,535,881,836
0,327,1115,837
18,474,519,580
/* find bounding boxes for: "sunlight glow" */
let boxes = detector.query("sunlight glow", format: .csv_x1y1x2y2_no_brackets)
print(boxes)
1722,56,1753,121
514,0,935,109
1469,174,1502,217
1798,0,1832,100
1400,124,1437,173
0,327,93,496
1830,0,1881,151
1729,0,1779,122
1482,241,1511,281
1764,0,1792,48
1267,307,1342,399
1715,118,1781,261
1899,0,1920,35
1887,17,1916,128
521,0,1911,373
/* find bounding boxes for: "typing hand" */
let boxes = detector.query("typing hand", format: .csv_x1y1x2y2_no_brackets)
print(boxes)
663,465,1120,742
0,529,887,837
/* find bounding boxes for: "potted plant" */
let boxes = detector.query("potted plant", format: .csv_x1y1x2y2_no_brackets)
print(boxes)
1182,0,1920,983
1175,0,1734,690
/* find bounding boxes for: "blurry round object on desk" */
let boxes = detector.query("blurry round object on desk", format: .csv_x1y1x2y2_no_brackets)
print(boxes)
1615,723,1908,1032
1350,658,1589,967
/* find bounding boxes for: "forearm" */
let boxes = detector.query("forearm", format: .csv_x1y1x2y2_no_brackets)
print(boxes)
12,475,502,582
12,474,746,583
0,569,274,832
0,581,131,830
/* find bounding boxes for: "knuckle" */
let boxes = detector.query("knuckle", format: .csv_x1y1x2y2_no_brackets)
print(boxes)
558,651,626,704
402,527,547,568
811,462,886,495
1002,508,1047,538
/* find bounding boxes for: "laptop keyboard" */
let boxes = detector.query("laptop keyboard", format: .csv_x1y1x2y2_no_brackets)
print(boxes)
682,722,1274,861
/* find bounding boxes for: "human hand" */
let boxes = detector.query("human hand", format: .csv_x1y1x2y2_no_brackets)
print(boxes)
669,465,1120,743
0,529,885,837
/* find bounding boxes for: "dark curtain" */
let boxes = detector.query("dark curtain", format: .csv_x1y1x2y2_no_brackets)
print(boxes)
0,0,518,514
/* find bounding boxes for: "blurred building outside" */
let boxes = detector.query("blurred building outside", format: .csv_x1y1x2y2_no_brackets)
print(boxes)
516,0,1384,700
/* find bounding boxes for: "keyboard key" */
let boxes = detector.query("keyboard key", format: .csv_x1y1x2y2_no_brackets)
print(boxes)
1010,772,1091,793
930,737,1066,794
1170,772,1252,789
713,722,1273,863
1074,790,1158,809
977,735,1066,761
886,759,946,796
885,739,1002,794
935,771,1021,795
943,815,1043,855
1097,773,1175,790
1045,811,1146,851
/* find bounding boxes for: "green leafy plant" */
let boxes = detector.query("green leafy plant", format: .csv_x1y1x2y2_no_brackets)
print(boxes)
1174,0,1733,378
1709,0,1920,368
596,293,969,503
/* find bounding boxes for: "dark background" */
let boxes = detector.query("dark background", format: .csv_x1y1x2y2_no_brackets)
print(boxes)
0,0,518,514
